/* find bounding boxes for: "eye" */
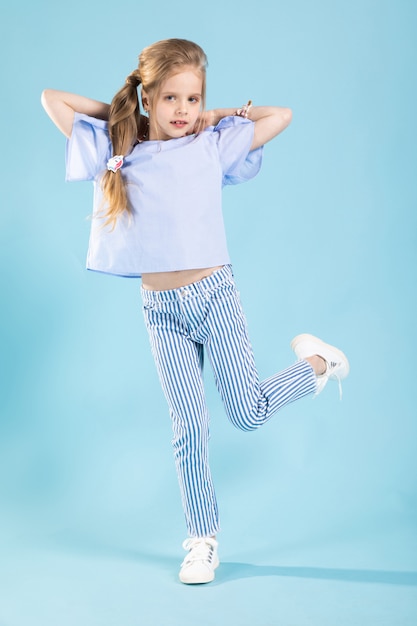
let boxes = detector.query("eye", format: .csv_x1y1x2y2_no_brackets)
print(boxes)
189,96,200,103
165,95,175,101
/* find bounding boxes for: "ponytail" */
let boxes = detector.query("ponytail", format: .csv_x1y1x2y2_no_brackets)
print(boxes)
101,71,142,228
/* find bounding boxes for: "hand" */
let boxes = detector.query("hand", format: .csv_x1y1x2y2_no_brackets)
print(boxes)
188,110,216,135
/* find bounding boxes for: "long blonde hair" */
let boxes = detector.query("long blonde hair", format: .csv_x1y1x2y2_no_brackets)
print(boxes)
101,39,208,228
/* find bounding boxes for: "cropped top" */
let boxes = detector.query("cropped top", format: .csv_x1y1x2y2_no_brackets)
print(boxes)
65,112,263,277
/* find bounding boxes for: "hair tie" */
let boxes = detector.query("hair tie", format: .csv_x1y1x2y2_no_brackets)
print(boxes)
107,155,124,173
126,74,141,88
236,100,253,118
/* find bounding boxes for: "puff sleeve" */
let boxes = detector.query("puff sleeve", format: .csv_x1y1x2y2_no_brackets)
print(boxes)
214,116,263,186
65,113,111,181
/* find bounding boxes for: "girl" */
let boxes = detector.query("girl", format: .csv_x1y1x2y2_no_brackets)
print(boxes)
41,38,349,585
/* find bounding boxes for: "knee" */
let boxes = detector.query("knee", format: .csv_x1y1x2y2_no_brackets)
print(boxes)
222,385,268,432
228,409,262,433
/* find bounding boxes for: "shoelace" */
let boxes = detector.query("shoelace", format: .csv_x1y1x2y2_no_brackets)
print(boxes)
182,538,216,566
326,360,343,400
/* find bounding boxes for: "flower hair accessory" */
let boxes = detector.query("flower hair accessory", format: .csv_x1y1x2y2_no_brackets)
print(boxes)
107,155,124,173
236,100,253,118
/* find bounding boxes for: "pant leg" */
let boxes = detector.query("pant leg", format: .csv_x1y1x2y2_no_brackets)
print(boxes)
203,279,317,431
142,299,220,538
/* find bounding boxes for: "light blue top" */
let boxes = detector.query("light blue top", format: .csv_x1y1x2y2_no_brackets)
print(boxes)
66,113,263,277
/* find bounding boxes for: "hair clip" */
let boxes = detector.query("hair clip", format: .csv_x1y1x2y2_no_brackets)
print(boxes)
107,155,124,173
235,100,253,118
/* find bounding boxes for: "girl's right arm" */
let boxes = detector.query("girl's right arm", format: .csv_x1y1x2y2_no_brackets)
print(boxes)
41,89,110,138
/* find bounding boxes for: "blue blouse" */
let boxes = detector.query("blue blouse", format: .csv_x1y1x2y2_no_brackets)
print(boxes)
66,113,263,277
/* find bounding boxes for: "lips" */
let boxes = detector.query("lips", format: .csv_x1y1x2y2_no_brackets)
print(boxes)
171,120,187,127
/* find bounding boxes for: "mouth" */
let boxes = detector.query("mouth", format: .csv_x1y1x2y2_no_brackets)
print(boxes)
171,120,188,128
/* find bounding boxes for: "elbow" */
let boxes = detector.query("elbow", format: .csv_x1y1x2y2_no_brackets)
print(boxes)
282,107,292,127
41,88,62,110
271,106,292,137
41,88,54,110
40,88,48,109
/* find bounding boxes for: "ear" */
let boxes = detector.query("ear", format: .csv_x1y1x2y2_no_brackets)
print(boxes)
141,90,150,112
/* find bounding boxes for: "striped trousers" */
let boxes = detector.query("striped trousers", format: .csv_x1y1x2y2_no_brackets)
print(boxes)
141,265,316,537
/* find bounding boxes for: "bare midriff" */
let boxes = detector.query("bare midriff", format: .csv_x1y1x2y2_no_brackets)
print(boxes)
141,266,224,291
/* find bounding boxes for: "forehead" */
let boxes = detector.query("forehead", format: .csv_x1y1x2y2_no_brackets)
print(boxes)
161,68,203,93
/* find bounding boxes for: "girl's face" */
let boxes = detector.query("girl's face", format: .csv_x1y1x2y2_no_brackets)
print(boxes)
145,67,203,141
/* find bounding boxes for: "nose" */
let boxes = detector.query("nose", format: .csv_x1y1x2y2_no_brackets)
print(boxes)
176,101,188,115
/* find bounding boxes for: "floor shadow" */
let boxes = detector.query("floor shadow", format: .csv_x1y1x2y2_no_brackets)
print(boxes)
41,532,417,588
213,562,417,587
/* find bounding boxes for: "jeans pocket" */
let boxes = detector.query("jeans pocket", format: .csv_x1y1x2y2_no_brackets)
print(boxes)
209,280,238,303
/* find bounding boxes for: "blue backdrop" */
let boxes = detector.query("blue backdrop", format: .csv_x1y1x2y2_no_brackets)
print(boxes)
1,1,416,624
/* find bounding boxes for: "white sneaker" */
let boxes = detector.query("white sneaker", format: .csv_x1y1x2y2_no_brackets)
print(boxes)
291,333,350,398
179,537,219,584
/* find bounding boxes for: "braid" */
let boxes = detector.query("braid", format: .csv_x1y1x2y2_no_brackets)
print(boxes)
100,71,142,228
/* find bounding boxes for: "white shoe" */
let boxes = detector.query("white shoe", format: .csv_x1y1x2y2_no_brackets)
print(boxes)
179,537,219,584
291,333,349,398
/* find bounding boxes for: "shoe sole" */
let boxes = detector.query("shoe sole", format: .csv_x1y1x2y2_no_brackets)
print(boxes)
291,333,350,379
179,558,220,584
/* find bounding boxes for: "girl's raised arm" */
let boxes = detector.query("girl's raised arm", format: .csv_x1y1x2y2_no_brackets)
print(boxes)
247,106,292,150
201,105,292,150
41,89,110,138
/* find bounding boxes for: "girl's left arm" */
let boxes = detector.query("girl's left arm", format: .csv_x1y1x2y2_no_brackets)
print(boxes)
247,106,292,150
199,106,292,150
41,89,110,138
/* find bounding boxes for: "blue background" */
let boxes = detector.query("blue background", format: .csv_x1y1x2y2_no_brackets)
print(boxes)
1,0,416,624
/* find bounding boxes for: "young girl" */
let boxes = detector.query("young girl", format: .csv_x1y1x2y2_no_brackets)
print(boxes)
41,38,349,585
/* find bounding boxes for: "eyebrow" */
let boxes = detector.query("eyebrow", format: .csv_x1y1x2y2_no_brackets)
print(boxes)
161,91,202,96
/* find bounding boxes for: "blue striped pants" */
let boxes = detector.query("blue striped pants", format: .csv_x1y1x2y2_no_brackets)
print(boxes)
141,265,316,537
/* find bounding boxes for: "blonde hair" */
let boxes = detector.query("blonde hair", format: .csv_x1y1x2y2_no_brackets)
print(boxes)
101,38,208,228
